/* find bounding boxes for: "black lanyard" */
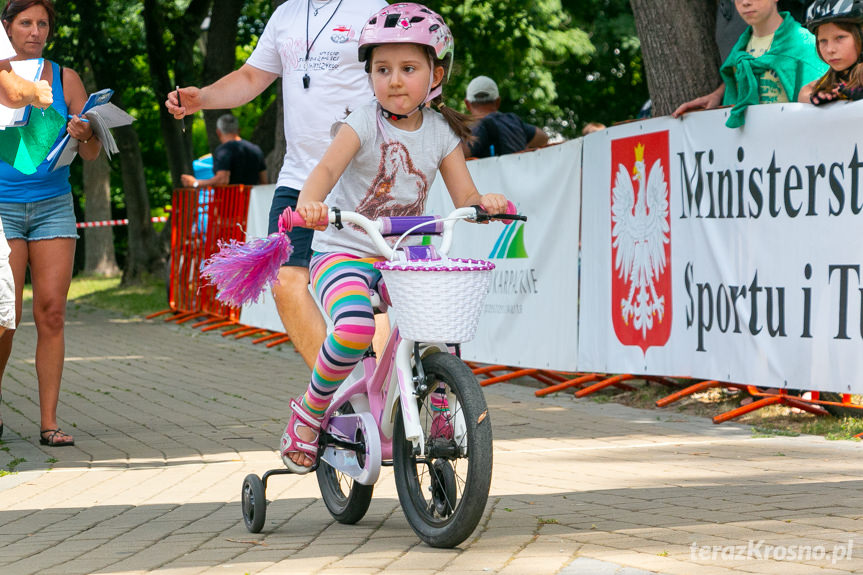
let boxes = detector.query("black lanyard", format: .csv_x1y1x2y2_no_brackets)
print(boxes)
304,0,344,89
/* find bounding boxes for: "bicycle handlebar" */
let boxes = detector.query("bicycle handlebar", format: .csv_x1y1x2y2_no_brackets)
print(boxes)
278,201,526,260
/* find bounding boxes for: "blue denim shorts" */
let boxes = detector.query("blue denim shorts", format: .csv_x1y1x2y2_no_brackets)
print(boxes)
0,192,79,241
267,186,313,268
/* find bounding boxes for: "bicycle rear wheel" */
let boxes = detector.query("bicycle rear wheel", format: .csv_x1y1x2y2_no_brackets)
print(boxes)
393,352,493,548
316,402,374,524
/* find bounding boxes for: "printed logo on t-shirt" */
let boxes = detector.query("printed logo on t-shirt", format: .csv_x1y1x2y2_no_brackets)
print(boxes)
331,24,355,44
355,141,428,222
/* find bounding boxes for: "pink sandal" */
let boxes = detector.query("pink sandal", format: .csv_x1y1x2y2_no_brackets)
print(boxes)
430,387,454,439
279,398,322,474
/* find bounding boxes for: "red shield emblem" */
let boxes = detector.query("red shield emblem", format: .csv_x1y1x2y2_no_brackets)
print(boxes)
610,131,672,353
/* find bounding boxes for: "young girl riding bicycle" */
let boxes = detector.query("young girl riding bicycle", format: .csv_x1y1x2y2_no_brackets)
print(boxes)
798,0,863,104
281,2,508,472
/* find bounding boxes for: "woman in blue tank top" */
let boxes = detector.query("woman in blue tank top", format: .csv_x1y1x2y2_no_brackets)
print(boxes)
0,0,102,447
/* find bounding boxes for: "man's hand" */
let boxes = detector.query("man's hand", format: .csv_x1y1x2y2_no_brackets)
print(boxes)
165,86,201,119
0,70,53,109
32,79,52,109
180,174,197,187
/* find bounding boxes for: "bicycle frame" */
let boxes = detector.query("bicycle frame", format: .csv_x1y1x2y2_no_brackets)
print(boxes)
243,203,522,541
300,207,481,486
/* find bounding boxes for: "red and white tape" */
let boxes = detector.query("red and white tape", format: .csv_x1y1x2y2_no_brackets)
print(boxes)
76,216,169,229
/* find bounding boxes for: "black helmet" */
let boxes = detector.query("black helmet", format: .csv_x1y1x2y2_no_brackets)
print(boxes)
806,0,863,32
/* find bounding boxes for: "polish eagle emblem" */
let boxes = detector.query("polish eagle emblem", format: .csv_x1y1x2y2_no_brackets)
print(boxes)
611,142,670,337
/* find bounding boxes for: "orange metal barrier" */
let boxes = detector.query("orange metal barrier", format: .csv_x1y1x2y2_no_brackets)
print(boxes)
467,364,654,396
655,381,861,423
145,185,298,351
147,186,252,324
467,359,861,424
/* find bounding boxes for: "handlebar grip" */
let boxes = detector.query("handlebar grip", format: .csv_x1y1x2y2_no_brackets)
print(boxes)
277,207,326,233
502,201,518,225
473,201,526,224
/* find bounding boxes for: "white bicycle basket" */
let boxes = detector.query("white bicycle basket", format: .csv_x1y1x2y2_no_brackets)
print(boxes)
374,258,495,343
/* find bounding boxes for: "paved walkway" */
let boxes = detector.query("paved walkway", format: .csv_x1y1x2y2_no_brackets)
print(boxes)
0,305,861,575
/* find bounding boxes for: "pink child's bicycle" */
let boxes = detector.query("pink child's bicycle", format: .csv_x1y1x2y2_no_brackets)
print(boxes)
241,204,525,548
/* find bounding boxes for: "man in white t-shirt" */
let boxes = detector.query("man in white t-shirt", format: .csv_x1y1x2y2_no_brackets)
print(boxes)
166,0,386,369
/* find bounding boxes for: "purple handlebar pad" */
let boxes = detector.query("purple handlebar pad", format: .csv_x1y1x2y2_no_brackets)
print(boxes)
380,216,444,236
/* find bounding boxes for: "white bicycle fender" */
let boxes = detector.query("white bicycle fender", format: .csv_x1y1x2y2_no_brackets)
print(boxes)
396,340,425,454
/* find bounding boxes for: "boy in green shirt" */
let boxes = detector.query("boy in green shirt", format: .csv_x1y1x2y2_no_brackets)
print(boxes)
674,0,827,127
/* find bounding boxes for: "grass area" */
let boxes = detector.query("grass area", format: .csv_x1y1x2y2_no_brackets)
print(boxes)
584,381,863,441
23,275,168,317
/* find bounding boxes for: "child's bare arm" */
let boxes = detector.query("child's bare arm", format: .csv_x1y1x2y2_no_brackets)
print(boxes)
439,145,507,214
296,124,361,229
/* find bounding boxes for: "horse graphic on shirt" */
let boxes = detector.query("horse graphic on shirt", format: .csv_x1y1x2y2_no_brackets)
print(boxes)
356,141,428,223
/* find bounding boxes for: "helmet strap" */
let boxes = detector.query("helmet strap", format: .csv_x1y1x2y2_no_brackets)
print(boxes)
376,53,443,123
373,49,445,150
379,105,416,121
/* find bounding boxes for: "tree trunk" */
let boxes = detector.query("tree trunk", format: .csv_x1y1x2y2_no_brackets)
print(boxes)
202,0,244,153
115,125,164,284
268,81,285,183
83,149,120,276
79,60,119,276
630,0,721,117
142,0,194,186
251,98,277,161
268,0,287,183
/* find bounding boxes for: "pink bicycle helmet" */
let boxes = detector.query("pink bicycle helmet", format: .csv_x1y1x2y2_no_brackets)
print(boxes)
358,3,454,79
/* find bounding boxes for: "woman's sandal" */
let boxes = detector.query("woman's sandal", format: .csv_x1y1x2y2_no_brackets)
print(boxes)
39,428,75,447
279,398,321,474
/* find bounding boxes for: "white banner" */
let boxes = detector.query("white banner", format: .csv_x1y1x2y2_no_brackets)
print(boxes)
426,140,582,370
239,184,285,332
578,102,863,394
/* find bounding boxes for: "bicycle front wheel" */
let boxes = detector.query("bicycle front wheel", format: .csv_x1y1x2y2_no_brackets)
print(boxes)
393,352,493,548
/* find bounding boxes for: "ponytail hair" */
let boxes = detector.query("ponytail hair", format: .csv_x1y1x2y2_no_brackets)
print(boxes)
430,95,473,141
426,48,473,141
813,21,863,95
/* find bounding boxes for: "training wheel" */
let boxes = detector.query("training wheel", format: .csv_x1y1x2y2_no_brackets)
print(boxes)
241,473,267,533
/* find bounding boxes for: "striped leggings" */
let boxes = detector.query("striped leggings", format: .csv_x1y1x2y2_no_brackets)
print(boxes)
301,252,383,419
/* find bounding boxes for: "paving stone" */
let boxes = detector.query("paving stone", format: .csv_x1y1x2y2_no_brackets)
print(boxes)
0,305,859,575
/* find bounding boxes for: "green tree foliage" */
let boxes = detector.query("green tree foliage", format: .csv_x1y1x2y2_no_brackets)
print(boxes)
559,0,649,133
38,0,648,273
427,0,647,138
429,0,593,137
